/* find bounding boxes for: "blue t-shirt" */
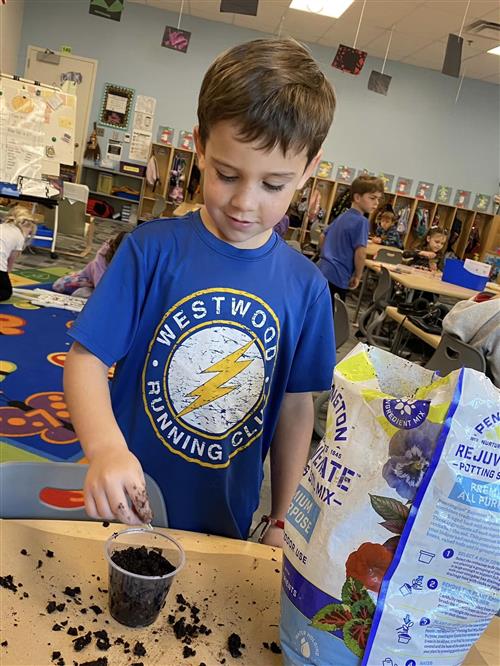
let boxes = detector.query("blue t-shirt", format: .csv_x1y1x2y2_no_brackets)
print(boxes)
318,208,369,289
69,212,335,539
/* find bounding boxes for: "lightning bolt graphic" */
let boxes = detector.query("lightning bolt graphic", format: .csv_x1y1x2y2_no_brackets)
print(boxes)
178,339,255,418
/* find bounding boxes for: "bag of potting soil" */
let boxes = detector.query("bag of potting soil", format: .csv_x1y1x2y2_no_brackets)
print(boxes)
280,343,500,666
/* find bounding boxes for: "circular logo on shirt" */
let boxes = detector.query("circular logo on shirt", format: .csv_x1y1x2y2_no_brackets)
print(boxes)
143,288,280,468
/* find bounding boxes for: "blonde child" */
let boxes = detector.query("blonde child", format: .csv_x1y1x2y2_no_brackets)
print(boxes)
0,205,37,302
402,227,447,271
372,211,402,248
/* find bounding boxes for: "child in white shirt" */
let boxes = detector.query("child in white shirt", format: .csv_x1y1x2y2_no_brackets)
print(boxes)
0,205,37,302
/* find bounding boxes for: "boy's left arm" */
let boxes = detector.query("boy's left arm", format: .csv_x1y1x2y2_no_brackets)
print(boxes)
263,391,314,547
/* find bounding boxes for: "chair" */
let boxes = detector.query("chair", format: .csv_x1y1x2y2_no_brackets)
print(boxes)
55,183,95,258
334,294,351,349
286,240,302,252
0,461,168,527
425,333,486,375
374,247,403,264
357,267,393,345
152,194,167,217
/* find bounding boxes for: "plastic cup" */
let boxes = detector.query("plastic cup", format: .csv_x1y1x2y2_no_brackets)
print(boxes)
105,527,185,627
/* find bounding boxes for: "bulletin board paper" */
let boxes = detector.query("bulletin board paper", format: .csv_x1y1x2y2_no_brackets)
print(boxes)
0,75,76,184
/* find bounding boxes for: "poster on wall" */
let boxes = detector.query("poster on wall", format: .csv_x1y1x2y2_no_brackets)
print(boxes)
178,130,194,150
454,189,471,208
473,193,491,212
435,185,452,204
135,95,156,116
316,160,334,179
89,0,124,22
379,172,395,192
395,177,413,195
335,165,356,184
99,83,134,130
162,26,191,53
415,181,434,200
133,112,154,132
129,129,152,162
157,126,174,145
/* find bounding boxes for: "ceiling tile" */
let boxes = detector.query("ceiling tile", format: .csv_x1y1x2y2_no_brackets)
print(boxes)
400,39,447,69
357,30,434,60
233,0,289,33
462,51,500,78
317,26,386,50
481,70,500,84
396,5,465,38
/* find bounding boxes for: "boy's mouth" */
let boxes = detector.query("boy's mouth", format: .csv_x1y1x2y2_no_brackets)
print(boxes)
226,215,253,228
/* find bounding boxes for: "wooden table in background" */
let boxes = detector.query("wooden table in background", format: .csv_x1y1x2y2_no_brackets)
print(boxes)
385,305,441,350
172,202,202,217
0,520,282,666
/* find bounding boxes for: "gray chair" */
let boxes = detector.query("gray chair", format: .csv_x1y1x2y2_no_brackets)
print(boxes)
286,240,302,252
55,183,95,258
0,461,168,527
334,293,351,349
425,333,486,376
357,267,393,345
152,194,167,218
374,247,403,264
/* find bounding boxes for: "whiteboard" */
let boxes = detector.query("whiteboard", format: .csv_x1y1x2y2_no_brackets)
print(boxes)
0,74,77,183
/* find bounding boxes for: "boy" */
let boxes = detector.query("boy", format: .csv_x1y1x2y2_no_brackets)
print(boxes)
64,38,336,547
318,175,384,301
372,211,402,249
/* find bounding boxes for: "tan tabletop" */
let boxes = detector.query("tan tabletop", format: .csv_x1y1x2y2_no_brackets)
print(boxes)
385,305,441,349
366,241,399,258
365,259,487,300
1,520,498,665
0,519,282,665
172,202,202,217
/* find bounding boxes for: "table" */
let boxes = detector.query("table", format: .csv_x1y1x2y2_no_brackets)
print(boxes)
0,519,282,665
1,520,498,665
385,305,441,353
366,241,399,258
173,202,202,217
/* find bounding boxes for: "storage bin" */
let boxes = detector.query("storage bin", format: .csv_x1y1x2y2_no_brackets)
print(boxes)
32,224,53,248
442,258,489,291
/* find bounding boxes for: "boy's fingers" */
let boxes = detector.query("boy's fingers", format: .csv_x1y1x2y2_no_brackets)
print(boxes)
125,480,153,524
94,490,116,521
106,485,138,525
84,492,99,520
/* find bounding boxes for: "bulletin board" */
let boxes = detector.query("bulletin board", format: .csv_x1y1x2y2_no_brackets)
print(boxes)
0,74,77,184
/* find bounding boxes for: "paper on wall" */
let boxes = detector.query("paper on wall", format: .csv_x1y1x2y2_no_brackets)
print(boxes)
129,129,152,162
133,111,154,132
106,93,128,114
135,94,156,115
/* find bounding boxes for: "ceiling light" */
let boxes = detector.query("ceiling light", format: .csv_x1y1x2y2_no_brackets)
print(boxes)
487,45,500,56
289,0,355,19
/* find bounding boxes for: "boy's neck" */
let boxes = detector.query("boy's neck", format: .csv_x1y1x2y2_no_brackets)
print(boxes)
351,203,364,214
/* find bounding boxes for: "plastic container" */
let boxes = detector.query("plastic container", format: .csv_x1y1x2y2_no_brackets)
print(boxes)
31,224,53,248
442,258,489,291
105,527,185,627
97,173,113,194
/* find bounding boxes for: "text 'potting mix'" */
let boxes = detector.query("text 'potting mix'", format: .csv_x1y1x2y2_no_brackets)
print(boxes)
142,289,279,468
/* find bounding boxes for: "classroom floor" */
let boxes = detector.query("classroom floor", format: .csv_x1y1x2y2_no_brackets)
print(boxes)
14,218,361,537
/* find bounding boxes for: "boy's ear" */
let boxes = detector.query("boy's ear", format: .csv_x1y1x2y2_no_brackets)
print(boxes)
297,149,322,189
193,126,206,169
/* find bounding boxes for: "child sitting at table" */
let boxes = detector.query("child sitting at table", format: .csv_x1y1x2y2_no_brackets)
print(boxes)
53,231,127,298
0,204,37,302
402,227,447,271
372,211,402,248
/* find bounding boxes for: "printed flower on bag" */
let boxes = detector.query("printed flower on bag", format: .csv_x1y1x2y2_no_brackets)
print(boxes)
382,420,442,500
345,542,393,594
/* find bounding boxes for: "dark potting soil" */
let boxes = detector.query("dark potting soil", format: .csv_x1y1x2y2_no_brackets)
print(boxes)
227,633,245,658
111,546,174,577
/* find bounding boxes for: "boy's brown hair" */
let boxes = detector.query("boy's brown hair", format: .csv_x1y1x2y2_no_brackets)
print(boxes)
351,175,385,197
197,38,336,164
380,211,395,223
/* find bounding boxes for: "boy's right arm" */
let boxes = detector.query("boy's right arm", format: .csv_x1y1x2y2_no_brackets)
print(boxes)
349,245,366,289
64,342,152,524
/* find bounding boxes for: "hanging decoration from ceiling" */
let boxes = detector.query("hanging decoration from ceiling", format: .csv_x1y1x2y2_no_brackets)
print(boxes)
368,27,393,95
442,0,470,77
162,0,191,53
220,0,259,16
332,0,367,75
89,0,124,22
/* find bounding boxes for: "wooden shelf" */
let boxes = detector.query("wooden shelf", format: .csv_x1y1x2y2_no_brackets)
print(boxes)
89,189,140,204
81,164,144,181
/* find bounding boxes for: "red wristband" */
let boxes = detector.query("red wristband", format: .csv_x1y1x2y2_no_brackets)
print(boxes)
250,515,285,543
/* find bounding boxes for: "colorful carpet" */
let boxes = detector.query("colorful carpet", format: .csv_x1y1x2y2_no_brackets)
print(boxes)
0,268,84,464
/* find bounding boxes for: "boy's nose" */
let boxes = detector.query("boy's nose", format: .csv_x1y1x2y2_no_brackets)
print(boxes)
230,186,255,214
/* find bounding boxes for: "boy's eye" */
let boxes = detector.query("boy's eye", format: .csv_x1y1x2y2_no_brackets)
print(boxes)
263,182,285,192
216,170,237,182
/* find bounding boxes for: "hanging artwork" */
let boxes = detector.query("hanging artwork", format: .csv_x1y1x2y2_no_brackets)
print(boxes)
178,130,194,150
379,173,395,193
335,165,356,184
316,161,334,179
89,0,124,22
473,193,491,212
395,177,413,196
220,0,259,15
357,168,375,177
99,83,134,130
157,126,174,146
332,45,367,75
368,71,392,95
435,185,453,204
454,189,471,208
415,181,434,200
162,26,191,53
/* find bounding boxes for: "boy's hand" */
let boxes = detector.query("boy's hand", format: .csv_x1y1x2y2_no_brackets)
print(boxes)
260,524,284,548
84,447,153,525
372,237,382,244
349,275,361,290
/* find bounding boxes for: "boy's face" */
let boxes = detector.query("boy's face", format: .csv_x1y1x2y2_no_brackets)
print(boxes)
380,216,394,231
195,121,320,249
353,192,382,215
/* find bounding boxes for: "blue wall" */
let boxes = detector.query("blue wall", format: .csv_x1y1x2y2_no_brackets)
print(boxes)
18,0,500,196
